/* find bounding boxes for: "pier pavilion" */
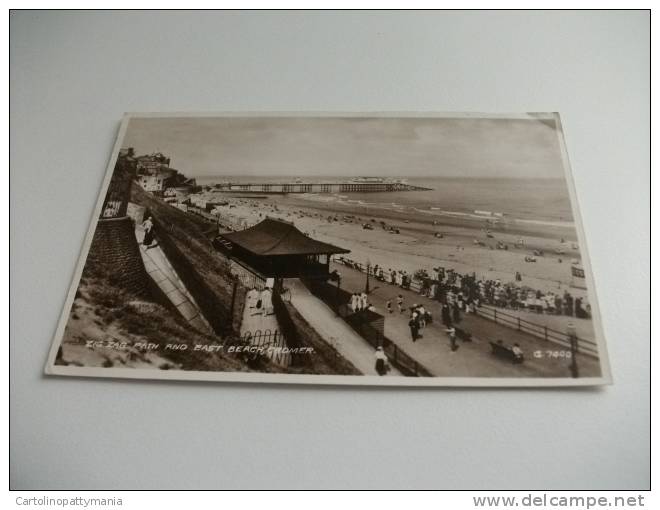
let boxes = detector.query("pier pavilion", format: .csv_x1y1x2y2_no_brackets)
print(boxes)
214,217,350,281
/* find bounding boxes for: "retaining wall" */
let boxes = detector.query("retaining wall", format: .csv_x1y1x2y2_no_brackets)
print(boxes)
151,219,245,336
85,216,151,297
273,293,361,375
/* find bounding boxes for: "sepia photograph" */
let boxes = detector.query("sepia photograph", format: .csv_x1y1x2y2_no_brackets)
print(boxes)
44,113,612,386
12,9,648,493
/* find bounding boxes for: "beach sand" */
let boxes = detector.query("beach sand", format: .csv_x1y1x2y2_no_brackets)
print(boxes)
198,192,589,299
186,190,599,346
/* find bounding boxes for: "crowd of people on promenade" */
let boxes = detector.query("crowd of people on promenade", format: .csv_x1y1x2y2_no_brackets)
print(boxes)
335,256,591,320
349,292,376,313
367,278,529,374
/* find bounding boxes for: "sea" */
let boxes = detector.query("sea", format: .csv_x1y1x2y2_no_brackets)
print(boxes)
193,176,575,229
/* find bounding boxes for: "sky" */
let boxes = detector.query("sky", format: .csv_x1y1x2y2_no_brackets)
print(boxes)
121,116,566,179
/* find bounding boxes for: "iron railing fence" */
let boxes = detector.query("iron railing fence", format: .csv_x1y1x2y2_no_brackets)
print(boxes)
240,328,292,367
333,256,598,358
305,280,432,377
474,305,598,357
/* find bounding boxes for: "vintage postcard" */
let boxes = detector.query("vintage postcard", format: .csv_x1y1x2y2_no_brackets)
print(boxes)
44,113,611,386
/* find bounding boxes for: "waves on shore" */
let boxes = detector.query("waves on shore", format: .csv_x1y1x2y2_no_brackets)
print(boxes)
296,192,575,230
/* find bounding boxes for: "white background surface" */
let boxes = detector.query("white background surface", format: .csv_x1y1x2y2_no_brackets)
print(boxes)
10,11,649,489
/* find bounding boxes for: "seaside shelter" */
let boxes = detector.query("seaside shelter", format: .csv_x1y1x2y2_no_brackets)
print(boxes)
215,217,350,281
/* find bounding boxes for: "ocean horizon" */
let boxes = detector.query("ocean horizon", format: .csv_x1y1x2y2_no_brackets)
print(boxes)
192,175,575,225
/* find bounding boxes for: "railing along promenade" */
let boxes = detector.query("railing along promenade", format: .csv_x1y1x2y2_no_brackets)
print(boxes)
334,257,599,358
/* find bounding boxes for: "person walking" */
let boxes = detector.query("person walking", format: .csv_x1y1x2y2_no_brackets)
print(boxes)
409,315,419,342
374,347,389,376
452,302,461,324
360,291,368,311
410,306,419,324
396,294,404,314
386,299,393,314
446,326,458,351
441,303,452,327
141,216,155,249
350,293,359,313
417,305,426,329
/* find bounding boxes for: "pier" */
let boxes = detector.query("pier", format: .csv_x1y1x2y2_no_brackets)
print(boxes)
208,181,432,194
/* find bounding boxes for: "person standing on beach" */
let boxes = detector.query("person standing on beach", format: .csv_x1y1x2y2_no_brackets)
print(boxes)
386,299,393,314
396,294,404,314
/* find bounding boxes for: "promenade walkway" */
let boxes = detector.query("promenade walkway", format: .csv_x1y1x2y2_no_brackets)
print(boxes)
332,263,601,378
135,227,213,334
287,279,401,376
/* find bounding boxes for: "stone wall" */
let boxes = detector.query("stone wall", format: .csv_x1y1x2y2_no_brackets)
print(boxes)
85,216,151,297
274,295,361,375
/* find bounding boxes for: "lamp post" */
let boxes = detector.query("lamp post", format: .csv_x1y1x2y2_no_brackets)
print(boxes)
567,322,579,378
365,259,371,294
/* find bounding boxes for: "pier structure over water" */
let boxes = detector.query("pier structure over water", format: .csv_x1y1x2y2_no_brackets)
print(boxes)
209,181,432,194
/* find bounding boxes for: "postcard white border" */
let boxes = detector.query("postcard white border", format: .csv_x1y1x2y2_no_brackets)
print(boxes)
43,112,612,387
